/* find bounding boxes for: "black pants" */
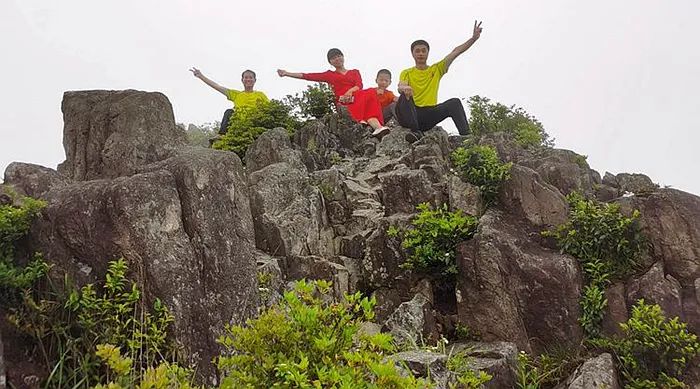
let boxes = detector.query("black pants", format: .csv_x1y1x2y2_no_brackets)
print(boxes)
219,108,233,134
382,102,396,122
395,95,469,135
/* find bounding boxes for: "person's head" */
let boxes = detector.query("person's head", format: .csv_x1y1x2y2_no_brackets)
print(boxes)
376,69,392,89
326,48,344,68
410,40,430,66
241,69,257,89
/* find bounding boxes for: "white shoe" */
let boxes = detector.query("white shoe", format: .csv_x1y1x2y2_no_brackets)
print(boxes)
371,126,390,138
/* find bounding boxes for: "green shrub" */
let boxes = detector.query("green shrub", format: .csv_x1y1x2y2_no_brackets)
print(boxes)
216,279,428,388
591,300,700,388
446,349,493,389
0,196,48,298
212,99,301,160
390,203,478,279
183,122,217,148
467,95,554,148
544,192,646,338
285,82,336,120
515,350,583,389
10,258,176,387
451,144,512,205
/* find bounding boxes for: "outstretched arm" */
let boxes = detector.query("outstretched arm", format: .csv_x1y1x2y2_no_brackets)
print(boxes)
190,68,228,96
277,69,306,80
443,20,483,71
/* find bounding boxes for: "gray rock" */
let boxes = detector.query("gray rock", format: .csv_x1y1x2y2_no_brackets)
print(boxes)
562,353,619,389
58,90,186,181
384,293,436,347
500,165,569,227
520,149,598,196
389,350,448,380
448,174,483,216
362,215,411,289
449,341,518,389
3,162,68,199
378,168,438,216
285,255,350,299
456,209,583,352
615,173,658,194
626,261,684,320
255,251,286,308
245,127,306,173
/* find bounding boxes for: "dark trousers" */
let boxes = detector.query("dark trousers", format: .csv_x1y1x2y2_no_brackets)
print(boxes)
219,108,233,134
382,102,396,123
395,95,470,135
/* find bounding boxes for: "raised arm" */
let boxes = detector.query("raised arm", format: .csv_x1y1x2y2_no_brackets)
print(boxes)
277,69,306,80
190,67,228,96
443,20,483,71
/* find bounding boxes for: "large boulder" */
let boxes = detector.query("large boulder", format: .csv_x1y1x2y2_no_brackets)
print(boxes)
58,90,186,181
500,165,569,227
617,189,700,332
559,353,620,389
384,293,436,346
3,162,69,199
519,149,600,197
245,128,306,173
456,209,584,352
449,342,518,389
26,147,258,380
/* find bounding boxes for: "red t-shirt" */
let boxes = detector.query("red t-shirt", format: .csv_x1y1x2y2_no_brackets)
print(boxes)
375,89,396,108
302,70,362,103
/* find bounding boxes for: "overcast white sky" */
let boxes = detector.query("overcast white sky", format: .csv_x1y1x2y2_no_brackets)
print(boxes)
1,0,698,195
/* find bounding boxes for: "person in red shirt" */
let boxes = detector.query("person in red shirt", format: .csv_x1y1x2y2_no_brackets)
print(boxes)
374,69,399,123
278,48,390,138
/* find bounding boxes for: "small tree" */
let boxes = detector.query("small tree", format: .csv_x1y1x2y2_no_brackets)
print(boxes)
285,82,336,120
468,96,554,148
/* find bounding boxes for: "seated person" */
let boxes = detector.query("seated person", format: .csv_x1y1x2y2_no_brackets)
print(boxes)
374,69,399,123
277,48,390,138
396,21,483,140
190,67,269,134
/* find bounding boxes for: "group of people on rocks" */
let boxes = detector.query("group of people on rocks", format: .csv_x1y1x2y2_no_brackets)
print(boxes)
190,21,483,142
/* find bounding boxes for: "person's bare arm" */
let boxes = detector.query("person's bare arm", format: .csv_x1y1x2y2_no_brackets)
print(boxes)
277,69,305,79
443,20,483,71
190,67,228,96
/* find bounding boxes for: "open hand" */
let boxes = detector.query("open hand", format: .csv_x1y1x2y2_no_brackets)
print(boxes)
189,67,202,78
472,20,483,40
277,69,287,77
399,84,414,98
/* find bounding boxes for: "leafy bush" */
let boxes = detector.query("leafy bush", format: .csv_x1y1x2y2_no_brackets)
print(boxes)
451,144,512,205
183,122,218,148
10,258,177,387
285,82,336,120
515,349,583,389
447,350,493,388
0,196,48,298
212,99,301,160
216,279,428,388
468,95,554,148
591,300,700,388
544,192,646,338
389,203,478,278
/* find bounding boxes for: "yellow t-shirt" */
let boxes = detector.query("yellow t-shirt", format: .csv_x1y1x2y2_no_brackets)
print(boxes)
399,59,448,107
226,89,269,110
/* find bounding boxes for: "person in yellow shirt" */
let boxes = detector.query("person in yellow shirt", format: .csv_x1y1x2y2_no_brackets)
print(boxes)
396,20,483,141
190,67,269,134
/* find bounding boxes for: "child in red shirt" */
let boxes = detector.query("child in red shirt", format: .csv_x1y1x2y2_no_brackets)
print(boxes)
374,69,398,123
278,48,390,138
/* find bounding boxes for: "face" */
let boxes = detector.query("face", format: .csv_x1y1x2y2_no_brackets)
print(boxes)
328,54,344,68
241,72,256,88
376,73,391,89
411,45,429,64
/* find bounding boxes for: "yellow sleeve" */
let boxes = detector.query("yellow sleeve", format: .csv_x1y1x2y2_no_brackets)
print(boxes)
434,59,448,76
226,89,240,102
258,92,269,102
399,68,410,84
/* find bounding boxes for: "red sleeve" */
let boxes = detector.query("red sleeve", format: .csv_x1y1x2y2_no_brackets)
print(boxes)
351,70,363,89
302,71,332,83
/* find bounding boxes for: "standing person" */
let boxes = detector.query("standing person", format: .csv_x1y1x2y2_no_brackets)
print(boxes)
277,48,390,138
190,67,269,134
396,21,483,141
374,69,399,123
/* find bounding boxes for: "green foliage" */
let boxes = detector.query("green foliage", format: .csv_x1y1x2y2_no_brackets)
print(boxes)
591,300,700,388
285,82,337,120
467,95,554,148
212,99,301,160
515,350,582,389
451,143,512,205
454,324,479,341
10,258,177,387
0,197,49,298
446,350,493,389
544,192,646,338
216,279,428,388
183,122,218,148
392,203,478,279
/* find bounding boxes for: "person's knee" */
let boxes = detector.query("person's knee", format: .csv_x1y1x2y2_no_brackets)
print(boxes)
445,98,462,108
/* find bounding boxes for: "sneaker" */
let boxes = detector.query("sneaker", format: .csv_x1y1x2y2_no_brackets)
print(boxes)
371,126,391,138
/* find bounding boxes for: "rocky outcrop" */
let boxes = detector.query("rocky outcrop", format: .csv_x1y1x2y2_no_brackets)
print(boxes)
3,162,68,199
450,341,518,389
456,209,583,352
560,353,620,389
58,90,186,181
384,293,436,346
500,165,569,226
24,147,258,380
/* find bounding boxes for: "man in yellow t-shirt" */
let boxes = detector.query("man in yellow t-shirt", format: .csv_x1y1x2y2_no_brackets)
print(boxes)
190,67,269,134
396,20,483,140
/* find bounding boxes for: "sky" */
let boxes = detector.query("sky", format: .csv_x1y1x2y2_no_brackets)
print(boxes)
1,0,698,195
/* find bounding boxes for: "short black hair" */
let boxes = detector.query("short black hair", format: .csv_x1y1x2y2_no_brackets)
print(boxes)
327,48,343,62
377,69,392,78
241,69,256,79
410,39,430,52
